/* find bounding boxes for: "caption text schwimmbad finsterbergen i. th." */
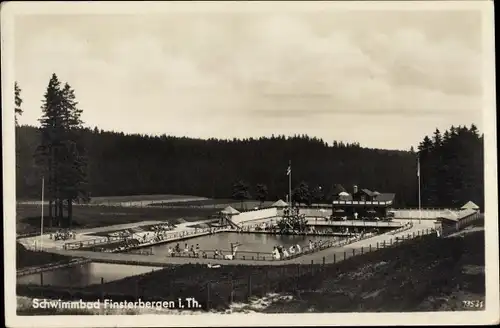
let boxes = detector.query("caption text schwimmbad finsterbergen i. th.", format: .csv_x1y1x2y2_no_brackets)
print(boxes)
31,298,202,310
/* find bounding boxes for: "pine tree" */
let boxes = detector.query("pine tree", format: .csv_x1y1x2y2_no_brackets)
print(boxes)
35,73,63,226
417,125,484,208
418,136,434,205
15,82,23,126
59,83,88,227
35,74,88,228
232,180,251,210
15,82,23,172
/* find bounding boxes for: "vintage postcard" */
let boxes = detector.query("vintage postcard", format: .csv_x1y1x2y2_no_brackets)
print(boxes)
2,1,498,327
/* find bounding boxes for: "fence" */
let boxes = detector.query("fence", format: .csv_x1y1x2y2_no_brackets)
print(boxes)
17,258,91,277
392,209,458,220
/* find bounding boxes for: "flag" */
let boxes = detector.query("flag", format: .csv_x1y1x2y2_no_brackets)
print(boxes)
417,157,420,177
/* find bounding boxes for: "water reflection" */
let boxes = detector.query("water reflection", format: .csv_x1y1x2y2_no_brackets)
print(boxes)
17,262,161,287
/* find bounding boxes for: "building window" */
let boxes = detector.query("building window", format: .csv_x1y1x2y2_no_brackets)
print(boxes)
361,195,365,201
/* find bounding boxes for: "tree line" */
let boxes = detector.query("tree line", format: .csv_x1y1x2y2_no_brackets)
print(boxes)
14,74,485,227
418,125,483,209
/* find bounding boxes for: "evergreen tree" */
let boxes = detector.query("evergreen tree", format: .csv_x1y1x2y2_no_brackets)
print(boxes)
59,83,88,226
15,82,24,172
311,185,324,204
417,125,483,208
255,184,268,208
232,180,251,210
15,82,23,126
293,181,311,206
34,74,88,227
35,73,63,226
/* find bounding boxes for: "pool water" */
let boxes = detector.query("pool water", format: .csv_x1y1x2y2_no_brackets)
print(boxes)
17,262,161,287
133,232,342,256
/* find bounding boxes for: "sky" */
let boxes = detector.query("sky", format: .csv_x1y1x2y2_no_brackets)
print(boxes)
13,7,485,150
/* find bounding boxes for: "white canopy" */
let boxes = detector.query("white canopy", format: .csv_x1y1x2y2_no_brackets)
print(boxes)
461,201,480,211
272,199,288,207
221,206,240,215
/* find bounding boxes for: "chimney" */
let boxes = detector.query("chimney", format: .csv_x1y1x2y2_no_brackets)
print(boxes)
353,185,358,195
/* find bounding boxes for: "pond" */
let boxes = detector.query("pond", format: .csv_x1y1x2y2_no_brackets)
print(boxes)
130,232,343,256
17,262,161,287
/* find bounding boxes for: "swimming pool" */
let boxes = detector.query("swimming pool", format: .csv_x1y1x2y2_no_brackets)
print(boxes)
128,232,343,257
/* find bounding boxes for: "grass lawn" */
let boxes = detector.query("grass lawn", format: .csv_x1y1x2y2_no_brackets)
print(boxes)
149,198,276,210
16,204,218,235
17,229,485,313
88,194,206,204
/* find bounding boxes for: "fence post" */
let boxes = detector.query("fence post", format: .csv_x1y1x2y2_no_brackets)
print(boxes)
352,248,355,256
361,246,364,254
333,253,336,263
265,269,269,293
383,240,386,248
207,282,211,310
40,272,43,286
247,275,252,300
369,244,372,252
322,256,325,266
230,279,234,304
100,277,104,301
377,242,379,249
390,238,392,246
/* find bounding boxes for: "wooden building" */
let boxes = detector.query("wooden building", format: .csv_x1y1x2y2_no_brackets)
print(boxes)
331,184,395,220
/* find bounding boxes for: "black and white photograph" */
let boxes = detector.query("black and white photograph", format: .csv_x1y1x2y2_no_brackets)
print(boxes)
2,1,498,327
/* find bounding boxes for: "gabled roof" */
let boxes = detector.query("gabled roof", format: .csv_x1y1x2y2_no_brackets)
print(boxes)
437,209,459,221
332,192,395,202
461,201,480,210
272,199,288,207
221,206,240,215
373,193,395,202
360,189,375,196
459,209,476,218
331,184,347,195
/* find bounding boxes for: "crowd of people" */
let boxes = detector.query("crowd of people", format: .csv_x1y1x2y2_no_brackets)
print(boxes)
167,242,206,258
149,223,174,232
50,229,76,241
283,207,300,217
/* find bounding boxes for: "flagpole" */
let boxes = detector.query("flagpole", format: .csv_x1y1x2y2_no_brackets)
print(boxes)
417,155,421,224
40,176,44,251
288,160,292,211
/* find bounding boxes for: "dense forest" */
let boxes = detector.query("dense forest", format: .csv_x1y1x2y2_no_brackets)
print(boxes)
16,126,418,204
418,125,484,209
14,75,485,226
